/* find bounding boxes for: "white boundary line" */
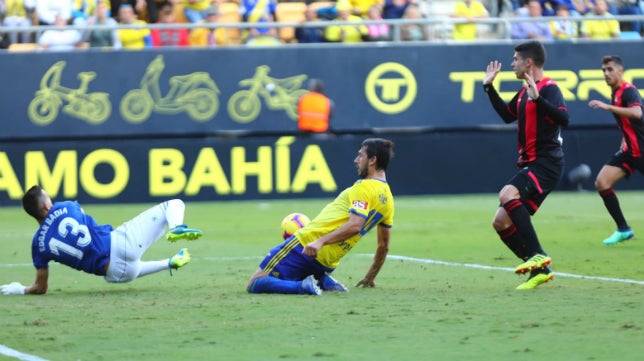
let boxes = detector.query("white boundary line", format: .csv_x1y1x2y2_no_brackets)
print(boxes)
0,345,50,361
381,254,644,285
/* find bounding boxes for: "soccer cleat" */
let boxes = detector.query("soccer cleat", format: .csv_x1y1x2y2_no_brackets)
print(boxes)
169,248,191,270
516,272,554,290
603,228,634,245
514,254,552,274
320,274,349,292
166,224,202,242
301,275,322,296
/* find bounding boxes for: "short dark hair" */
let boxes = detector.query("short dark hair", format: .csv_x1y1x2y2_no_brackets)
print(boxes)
602,55,624,68
22,185,47,220
307,79,325,93
361,138,394,171
515,40,546,67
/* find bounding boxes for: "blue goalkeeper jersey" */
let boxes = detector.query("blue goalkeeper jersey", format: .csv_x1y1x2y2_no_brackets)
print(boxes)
31,201,113,276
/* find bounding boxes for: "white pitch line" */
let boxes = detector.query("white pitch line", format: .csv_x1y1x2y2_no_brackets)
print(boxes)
381,254,644,286
0,345,50,361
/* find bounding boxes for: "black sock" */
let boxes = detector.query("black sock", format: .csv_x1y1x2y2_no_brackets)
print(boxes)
497,225,528,261
599,188,629,230
503,199,544,256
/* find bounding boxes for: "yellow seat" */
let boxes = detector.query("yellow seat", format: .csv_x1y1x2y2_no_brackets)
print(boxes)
8,43,38,52
276,2,307,43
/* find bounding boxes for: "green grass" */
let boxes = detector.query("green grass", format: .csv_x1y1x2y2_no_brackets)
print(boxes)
1,191,644,361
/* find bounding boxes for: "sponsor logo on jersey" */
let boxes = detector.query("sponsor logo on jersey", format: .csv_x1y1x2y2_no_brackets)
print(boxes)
352,200,368,210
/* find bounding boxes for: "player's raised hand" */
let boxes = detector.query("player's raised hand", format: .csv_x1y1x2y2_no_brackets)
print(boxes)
524,70,539,100
484,61,502,85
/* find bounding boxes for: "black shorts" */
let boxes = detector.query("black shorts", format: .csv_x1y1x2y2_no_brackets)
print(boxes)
606,150,644,177
506,159,563,215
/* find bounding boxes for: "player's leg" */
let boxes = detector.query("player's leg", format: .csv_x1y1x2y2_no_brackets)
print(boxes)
492,206,528,261
247,239,321,295
498,183,549,272
595,163,633,244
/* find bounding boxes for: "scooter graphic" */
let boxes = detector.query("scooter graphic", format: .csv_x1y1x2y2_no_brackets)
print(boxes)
28,61,111,126
227,65,308,123
120,55,220,123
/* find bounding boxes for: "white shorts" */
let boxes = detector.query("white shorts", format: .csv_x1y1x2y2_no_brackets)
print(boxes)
103,204,168,283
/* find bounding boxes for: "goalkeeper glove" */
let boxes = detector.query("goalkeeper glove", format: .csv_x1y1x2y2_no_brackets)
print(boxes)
0,282,26,295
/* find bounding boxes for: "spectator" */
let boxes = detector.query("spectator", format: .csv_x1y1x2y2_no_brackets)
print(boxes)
1,0,36,44
451,0,489,40
324,0,369,42
400,4,428,40
84,0,122,48
297,79,333,135
109,0,146,20
72,0,110,26
549,3,579,39
150,1,190,46
349,0,381,17
365,4,390,41
117,3,151,48
580,0,620,39
239,0,277,42
510,0,553,40
36,0,72,25
382,0,411,19
181,0,210,23
616,0,642,33
294,3,325,43
38,14,83,50
190,4,230,46
245,19,282,46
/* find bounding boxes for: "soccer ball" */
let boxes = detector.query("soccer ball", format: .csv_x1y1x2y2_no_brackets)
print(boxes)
281,213,310,240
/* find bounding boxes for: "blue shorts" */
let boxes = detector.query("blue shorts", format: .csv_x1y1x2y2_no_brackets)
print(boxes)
259,236,334,281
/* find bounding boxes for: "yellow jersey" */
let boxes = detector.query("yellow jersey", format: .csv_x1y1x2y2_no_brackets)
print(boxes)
295,178,394,268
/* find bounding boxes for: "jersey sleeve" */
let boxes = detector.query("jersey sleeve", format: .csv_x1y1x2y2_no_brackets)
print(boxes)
622,86,643,108
348,182,371,219
31,237,49,269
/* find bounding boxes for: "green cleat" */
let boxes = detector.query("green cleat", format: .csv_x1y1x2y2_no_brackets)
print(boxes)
516,272,554,290
166,224,202,242
514,254,552,274
169,248,191,270
603,228,634,245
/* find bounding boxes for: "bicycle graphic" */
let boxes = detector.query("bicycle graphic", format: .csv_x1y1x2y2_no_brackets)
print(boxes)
227,65,308,123
28,61,111,126
120,55,220,124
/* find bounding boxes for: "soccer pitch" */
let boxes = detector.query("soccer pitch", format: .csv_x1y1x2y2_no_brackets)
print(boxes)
1,192,644,361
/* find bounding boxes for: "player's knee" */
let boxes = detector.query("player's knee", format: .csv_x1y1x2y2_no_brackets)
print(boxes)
166,199,185,212
498,185,519,205
594,176,611,191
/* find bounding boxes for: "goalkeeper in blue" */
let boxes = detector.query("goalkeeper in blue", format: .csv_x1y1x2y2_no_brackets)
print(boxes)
0,186,202,295
247,138,395,295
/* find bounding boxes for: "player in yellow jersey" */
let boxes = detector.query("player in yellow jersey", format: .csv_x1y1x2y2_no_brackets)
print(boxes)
247,138,395,295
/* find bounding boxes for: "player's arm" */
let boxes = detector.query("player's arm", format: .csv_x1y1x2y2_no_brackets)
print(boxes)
0,268,48,295
25,268,49,295
589,88,643,121
302,213,365,258
356,224,390,288
482,61,516,123
534,85,569,127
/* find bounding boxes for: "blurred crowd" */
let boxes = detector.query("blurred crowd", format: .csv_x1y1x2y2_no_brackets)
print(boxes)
0,0,641,50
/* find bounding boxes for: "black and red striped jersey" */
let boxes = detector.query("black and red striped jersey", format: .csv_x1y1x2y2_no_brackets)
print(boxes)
611,82,644,158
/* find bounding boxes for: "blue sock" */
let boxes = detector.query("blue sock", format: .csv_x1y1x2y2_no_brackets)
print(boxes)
248,277,306,294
